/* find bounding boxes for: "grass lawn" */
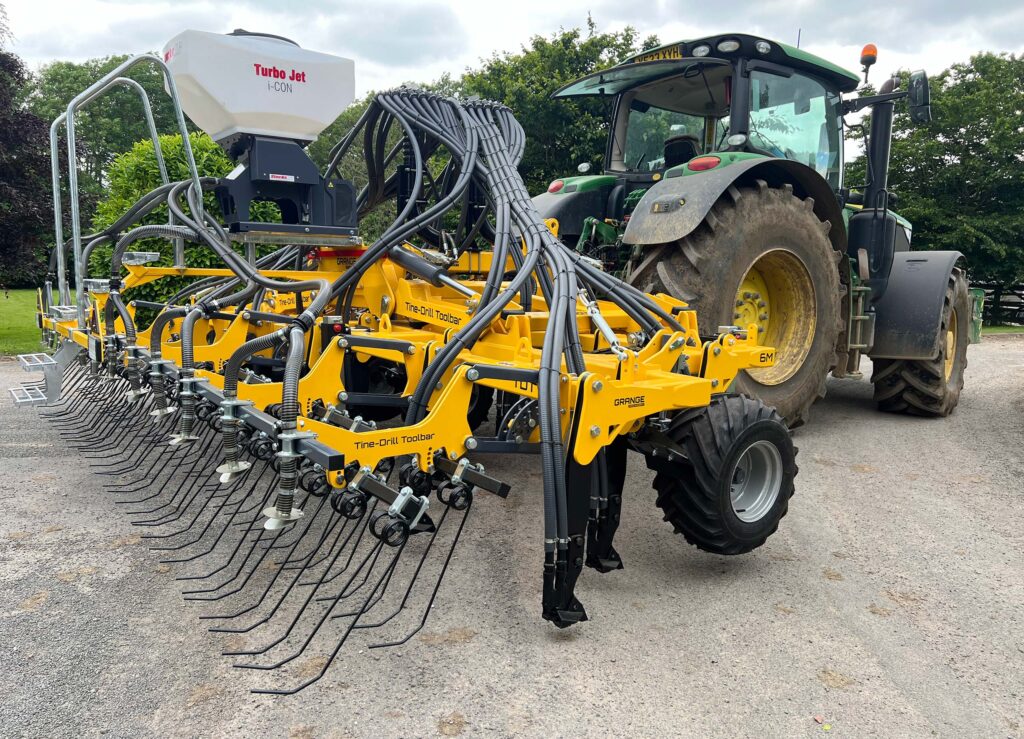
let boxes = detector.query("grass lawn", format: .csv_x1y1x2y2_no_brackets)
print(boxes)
0,289,43,357
982,324,1024,335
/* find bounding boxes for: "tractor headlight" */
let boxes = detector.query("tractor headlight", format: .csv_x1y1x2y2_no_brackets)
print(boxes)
692,44,711,57
727,134,748,146
717,39,740,53
755,40,772,54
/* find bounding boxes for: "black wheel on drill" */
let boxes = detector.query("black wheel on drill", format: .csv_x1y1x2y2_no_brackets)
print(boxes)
648,395,797,555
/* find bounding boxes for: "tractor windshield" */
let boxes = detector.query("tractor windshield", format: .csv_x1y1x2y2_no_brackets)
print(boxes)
607,61,731,172
748,70,844,188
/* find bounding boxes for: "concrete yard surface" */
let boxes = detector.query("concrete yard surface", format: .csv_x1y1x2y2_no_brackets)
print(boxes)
1,336,1022,738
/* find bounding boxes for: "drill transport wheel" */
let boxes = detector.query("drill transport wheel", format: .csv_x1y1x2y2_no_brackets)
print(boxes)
649,395,797,555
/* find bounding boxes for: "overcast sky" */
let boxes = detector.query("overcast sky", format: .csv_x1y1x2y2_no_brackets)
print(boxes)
7,0,1024,96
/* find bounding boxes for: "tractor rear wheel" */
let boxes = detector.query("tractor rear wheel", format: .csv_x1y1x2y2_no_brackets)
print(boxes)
627,181,842,427
647,394,797,555
871,267,970,416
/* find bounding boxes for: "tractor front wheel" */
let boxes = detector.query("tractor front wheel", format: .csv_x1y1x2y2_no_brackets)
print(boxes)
647,394,797,555
871,267,970,416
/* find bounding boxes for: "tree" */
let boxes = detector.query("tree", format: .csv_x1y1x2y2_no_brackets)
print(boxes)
459,18,658,192
0,7,52,286
846,54,1024,285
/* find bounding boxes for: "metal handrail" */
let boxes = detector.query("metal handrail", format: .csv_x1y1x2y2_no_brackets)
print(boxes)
52,54,202,328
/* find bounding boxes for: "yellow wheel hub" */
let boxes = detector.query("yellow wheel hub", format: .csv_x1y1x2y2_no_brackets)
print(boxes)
944,308,957,381
733,249,816,386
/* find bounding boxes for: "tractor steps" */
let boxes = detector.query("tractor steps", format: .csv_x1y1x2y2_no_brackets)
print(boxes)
8,352,62,406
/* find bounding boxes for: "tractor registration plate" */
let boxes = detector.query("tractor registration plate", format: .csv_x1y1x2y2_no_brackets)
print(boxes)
633,46,684,63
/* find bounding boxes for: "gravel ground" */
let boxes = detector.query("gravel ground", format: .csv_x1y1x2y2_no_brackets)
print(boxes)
1,337,1022,738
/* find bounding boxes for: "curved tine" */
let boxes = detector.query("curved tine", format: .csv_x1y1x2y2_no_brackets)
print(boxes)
129,466,221,525
233,537,395,667
178,481,286,594
302,500,381,587
148,462,259,549
248,546,403,695
316,531,389,603
222,512,377,656
161,463,274,564
172,475,277,574
347,505,452,627
183,492,329,604
181,525,279,598
203,498,342,630
139,481,231,537
370,503,473,648
125,463,210,518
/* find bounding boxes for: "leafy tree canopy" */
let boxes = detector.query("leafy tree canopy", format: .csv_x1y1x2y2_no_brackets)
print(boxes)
846,53,1024,284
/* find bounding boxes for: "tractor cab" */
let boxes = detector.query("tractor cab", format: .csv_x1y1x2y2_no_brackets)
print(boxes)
536,34,977,428
551,34,858,193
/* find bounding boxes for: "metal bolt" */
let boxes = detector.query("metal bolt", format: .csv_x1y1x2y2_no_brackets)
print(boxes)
338,391,348,401
711,379,719,388
589,425,600,437
465,437,478,450
406,344,416,355
759,326,765,333
759,313,769,321
592,380,603,392
559,408,566,415
449,451,458,460
734,313,741,319
338,337,349,348
713,346,721,356
736,300,744,307
752,293,761,300
758,300,767,308
242,311,251,320
743,291,752,299
561,375,568,384
467,368,480,381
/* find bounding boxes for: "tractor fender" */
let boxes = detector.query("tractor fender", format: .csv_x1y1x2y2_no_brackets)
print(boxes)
622,158,848,255
869,251,964,360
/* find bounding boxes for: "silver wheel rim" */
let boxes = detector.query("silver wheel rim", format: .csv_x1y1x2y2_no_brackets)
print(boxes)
730,440,783,523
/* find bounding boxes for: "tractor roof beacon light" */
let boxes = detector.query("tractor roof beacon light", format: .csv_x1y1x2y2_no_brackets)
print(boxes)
163,29,359,237
860,43,878,84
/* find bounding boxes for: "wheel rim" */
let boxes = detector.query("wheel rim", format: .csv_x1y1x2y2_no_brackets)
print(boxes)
730,439,784,523
733,249,817,386
944,308,957,381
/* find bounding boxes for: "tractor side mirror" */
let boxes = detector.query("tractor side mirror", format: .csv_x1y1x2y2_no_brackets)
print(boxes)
908,70,932,124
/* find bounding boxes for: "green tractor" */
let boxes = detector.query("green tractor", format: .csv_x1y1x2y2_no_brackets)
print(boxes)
534,34,981,426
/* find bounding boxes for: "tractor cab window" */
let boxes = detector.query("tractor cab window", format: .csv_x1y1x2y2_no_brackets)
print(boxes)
608,60,732,173
748,70,843,188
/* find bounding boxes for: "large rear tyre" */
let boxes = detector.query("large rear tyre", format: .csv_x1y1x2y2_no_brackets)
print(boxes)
871,267,970,416
627,181,842,427
647,395,797,555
